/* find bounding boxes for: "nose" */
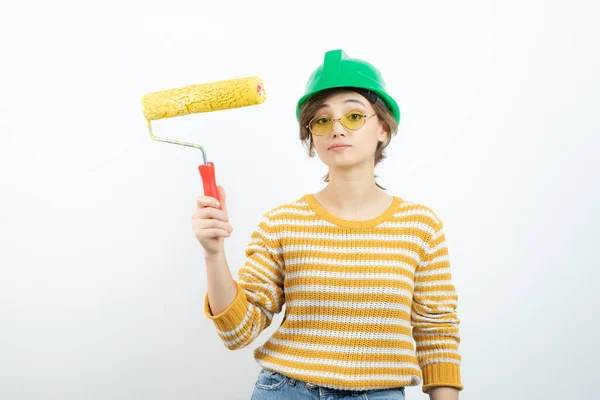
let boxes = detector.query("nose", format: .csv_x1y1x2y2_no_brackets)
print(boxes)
331,119,347,137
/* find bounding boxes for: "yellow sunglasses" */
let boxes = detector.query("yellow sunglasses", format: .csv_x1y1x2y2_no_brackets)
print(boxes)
307,111,377,136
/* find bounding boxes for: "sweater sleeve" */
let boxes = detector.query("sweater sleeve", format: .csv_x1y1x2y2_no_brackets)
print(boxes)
412,217,463,393
204,213,285,350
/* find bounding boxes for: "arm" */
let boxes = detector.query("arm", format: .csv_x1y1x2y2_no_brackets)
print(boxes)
204,251,238,316
412,217,463,395
204,214,285,350
428,386,460,400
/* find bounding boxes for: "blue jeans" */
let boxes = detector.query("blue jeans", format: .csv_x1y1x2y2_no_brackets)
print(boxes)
250,368,406,400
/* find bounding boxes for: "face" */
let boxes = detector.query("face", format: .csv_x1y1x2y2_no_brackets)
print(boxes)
309,91,388,170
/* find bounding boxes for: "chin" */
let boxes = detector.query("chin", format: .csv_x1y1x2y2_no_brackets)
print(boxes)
316,150,370,169
324,159,362,169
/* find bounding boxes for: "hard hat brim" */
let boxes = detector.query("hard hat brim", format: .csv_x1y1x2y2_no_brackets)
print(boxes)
296,87,400,125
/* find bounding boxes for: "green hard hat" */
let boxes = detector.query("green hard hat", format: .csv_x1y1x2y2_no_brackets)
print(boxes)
296,49,400,125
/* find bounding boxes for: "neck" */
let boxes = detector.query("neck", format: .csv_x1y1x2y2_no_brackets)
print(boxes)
315,164,391,219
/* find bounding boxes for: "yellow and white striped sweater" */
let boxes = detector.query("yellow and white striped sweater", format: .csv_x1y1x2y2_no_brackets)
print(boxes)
204,194,462,393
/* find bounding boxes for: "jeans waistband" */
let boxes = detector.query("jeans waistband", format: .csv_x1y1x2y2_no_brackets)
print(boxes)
286,377,367,396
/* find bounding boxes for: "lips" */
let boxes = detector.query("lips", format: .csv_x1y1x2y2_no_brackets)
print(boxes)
328,144,351,150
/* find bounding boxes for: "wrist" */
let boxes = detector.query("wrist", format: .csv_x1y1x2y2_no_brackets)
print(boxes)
428,386,459,400
204,250,225,261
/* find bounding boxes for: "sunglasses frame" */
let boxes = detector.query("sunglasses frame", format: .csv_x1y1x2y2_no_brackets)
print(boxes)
306,111,377,136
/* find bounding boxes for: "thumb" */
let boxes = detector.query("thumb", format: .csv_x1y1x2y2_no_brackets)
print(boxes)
217,185,227,212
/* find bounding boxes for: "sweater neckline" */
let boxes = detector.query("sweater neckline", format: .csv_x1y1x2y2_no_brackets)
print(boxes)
303,194,403,229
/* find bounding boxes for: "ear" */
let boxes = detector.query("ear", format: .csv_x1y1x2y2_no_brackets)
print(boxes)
378,122,391,143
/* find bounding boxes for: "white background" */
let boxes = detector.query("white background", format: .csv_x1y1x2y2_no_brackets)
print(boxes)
1,1,598,399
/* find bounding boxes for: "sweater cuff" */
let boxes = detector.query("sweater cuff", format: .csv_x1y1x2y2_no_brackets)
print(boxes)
421,362,463,393
204,281,249,332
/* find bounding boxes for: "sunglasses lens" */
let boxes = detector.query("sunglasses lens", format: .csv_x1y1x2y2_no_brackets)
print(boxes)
342,111,365,130
309,116,332,135
309,111,367,135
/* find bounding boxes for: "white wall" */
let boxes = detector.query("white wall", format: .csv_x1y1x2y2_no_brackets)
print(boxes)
1,1,598,399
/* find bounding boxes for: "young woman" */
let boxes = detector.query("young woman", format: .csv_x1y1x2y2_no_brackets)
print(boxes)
193,49,463,400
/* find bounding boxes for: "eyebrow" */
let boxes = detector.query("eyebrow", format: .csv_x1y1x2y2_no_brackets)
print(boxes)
320,99,367,108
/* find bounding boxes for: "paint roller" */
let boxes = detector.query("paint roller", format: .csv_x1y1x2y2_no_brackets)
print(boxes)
141,77,267,208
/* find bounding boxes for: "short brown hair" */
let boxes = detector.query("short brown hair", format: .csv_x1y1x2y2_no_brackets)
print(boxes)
298,87,399,190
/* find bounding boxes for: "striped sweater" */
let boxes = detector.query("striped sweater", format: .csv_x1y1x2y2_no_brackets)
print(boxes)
204,194,462,393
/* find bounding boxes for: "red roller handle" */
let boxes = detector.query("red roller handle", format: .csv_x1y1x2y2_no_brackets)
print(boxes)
198,162,221,209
